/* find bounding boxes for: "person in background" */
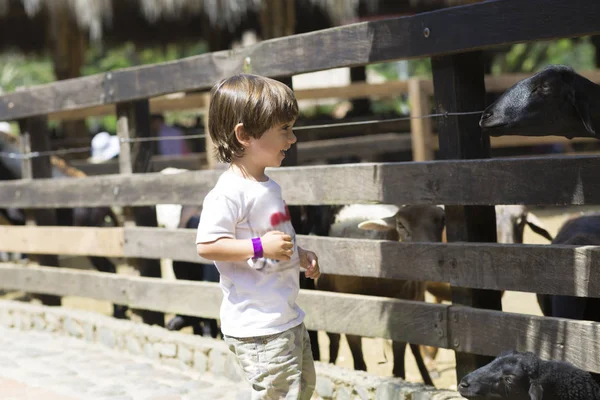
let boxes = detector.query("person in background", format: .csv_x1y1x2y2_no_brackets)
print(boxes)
151,114,190,156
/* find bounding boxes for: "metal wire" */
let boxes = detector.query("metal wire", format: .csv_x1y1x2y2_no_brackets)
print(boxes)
0,110,484,160
293,110,484,131
118,133,207,143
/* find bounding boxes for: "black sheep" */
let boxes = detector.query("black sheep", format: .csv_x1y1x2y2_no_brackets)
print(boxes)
458,350,600,399
480,65,599,139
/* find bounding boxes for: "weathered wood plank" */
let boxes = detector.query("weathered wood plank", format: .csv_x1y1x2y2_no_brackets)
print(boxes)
0,168,222,208
2,156,600,207
296,236,600,299
48,92,208,122
45,71,600,123
0,263,448,348
123,227,211,264
70,154,208,176
298,290,448,348
1,0,599,121
116,229,600,299
295,80,410,101
0,226,124,257
125,229,600,299
450,306,600,374
0,263,222,320
4,225,600,299
2,262,600,373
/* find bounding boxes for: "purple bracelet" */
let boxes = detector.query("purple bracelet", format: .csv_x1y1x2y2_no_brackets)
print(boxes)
252,237,263,259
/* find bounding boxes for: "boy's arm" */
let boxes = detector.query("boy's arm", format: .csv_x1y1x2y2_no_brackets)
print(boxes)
197,238,254,262
198,231,294,262
298,246,321,279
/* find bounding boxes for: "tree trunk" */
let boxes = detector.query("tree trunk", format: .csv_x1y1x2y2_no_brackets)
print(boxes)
260,0,295,40
47,2,88,159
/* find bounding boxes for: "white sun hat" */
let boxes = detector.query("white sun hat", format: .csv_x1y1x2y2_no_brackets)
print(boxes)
90,131,120,163
0,121,12,134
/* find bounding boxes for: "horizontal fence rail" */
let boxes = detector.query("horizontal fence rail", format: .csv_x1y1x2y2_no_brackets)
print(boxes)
1,0,599,122
2,225,600,298
37,70,600,123
1,156,600,207
2,263,600,374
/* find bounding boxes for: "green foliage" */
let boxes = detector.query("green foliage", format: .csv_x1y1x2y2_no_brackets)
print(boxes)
0,52,56,94
82,41,208,76
492,37,595,74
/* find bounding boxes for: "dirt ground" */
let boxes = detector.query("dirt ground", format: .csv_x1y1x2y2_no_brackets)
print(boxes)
4,205,600,390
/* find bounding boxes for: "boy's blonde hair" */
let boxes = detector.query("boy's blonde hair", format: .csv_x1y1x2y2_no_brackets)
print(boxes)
208,74,299,163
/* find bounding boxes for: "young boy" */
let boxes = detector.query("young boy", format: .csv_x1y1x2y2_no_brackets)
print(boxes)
196,74,320,399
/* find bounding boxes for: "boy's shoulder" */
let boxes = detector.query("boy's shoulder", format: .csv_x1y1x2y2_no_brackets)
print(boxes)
205,171,243,199
206,171,283,202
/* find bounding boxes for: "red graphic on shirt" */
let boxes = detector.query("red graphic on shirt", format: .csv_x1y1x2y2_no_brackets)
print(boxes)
270,204,291,227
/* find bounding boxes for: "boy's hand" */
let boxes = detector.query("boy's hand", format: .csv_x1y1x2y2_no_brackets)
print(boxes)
260,231,294,261
299,247,320,279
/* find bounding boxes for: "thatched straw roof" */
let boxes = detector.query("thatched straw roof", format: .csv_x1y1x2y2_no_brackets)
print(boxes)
0,0,369,41
0,0,481,52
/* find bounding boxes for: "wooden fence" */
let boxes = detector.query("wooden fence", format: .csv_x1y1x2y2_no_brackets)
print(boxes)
1,0,600,384
54,70,600,176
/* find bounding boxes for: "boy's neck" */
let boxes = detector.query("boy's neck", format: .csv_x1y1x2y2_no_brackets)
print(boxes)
229,160,268,182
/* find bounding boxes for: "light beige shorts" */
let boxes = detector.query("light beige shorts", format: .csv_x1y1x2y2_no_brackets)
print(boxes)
224,323,316,400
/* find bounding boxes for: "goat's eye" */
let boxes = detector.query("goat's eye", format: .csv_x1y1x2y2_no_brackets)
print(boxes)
532,83,550,95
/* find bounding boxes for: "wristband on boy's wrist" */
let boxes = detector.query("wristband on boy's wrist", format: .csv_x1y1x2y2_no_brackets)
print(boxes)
252,237,263,259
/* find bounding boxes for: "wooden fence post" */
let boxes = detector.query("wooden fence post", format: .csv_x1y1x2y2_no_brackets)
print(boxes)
202,93,219,169
116,100,164,327
19,133,35,226
409,78,435,161
18,117,61,306
431,51,502,382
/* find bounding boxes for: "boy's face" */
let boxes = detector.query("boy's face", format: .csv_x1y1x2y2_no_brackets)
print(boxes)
248,120,297,168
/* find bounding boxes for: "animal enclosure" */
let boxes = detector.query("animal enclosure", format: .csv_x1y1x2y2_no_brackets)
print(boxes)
1,0,600,386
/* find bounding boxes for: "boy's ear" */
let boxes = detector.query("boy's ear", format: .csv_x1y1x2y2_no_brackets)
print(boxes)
234,123,252,148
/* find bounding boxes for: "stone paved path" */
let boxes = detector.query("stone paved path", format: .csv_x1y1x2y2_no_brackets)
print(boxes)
0,325,250,400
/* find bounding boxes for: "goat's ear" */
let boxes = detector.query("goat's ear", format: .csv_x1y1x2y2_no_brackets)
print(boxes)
568,81,596,135
358,216,396,232
528,382,543,400
525,213,554,242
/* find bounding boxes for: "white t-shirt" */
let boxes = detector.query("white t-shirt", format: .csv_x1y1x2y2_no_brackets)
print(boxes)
196,170,304,338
